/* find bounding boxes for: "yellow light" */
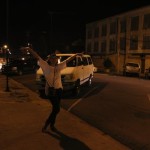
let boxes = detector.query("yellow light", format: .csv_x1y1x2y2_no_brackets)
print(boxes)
3,45,8,49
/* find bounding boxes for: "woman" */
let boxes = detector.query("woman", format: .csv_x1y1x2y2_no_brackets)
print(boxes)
21,47,78,132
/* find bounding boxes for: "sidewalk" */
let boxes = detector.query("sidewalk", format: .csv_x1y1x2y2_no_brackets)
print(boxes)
0,75,131,150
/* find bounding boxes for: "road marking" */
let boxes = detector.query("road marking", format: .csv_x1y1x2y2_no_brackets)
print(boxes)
67,86,98,112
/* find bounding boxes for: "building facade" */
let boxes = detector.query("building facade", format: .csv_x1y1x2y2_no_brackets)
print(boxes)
86,5,150,74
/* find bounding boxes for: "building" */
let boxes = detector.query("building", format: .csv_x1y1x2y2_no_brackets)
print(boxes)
85,5,150,75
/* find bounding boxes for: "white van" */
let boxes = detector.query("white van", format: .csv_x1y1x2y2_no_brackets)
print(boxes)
36,53,94,97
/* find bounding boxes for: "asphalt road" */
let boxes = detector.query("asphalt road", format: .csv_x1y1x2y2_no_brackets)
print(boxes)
11,73,150,150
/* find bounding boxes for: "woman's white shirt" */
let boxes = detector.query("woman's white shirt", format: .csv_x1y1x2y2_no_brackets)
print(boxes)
38,58,66,95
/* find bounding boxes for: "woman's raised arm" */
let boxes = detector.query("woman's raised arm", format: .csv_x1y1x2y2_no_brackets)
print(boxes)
20,47,41,60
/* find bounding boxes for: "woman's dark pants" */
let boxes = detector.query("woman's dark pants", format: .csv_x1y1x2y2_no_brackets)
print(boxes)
44,88,62,128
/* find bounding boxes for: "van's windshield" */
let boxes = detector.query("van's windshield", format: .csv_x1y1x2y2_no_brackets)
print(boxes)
58,56,76,67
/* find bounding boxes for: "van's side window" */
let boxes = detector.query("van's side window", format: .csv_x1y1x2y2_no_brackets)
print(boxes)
77,57,82,66
82,57,88,66
67,58,76,67
87,57,93,65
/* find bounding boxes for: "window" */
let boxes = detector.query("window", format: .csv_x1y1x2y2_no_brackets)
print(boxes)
77,57,82,66
109,38,116,53
143,13,150,29
101,24,107,36
130,35,138,50
59,56,69,62
120,20,126,33
82,57,88,66
131,16,139,31
87,57,93,65
120,37,126,51
94,41,99,52
87,30,92,39
101,41,106,53
110,21,117,34
87,42,92,52
60,56,76,67
126,62,139,67
94,27,99,38
142,35,150,49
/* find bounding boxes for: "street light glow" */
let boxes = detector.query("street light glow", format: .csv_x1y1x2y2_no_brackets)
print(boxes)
3,45,8,49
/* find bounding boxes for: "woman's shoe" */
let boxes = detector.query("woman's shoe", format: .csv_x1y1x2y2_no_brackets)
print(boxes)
50,125,58,132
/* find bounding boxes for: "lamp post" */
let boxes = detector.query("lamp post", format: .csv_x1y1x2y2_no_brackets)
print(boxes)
4,0,10,92
3,44,10,92
48,11,54,53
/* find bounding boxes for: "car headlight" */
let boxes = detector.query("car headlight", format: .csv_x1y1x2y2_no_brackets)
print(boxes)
12,67,17,71
0,63,2,69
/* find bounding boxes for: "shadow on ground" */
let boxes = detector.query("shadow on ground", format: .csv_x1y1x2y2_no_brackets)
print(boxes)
45,130,91,150
62,81,108,100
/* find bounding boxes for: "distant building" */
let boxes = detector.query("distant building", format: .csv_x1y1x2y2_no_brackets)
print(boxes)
85,5,150,75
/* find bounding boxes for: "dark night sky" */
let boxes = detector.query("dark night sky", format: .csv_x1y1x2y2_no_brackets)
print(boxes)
0,0,150,54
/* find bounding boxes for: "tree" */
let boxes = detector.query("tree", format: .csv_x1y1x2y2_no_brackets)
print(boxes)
103,57,113,69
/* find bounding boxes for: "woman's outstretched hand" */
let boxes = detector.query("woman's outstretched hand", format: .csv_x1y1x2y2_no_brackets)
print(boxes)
20,47,40,60
20,46,31,51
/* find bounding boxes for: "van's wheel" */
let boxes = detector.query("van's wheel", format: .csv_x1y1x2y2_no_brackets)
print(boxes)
72,81,80,96
74,86,80,96
87,75,92,86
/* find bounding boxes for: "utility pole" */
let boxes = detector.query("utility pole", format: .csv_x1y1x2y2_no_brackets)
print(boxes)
116,18,120,75
48,11,54,54
5,0,10,92
48,11,72,53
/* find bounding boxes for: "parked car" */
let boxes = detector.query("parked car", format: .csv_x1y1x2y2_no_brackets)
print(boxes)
36,53,94,97
123,62,141,77
0,58,6,72
1,58,37,75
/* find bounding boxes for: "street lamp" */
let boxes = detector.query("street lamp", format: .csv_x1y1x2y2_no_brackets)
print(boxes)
3,45,7,49
3,44,10,92
3,0,10,92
